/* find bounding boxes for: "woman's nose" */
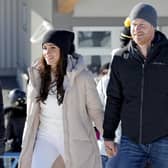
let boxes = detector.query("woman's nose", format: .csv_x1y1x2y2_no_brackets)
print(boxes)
46,48,51,54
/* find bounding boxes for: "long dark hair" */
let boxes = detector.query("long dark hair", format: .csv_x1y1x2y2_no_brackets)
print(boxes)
37,49,67,105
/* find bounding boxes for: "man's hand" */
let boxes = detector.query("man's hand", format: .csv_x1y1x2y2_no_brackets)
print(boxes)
104,140,118,157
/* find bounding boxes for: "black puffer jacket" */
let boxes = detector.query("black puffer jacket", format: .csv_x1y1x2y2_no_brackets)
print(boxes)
103,31,168,144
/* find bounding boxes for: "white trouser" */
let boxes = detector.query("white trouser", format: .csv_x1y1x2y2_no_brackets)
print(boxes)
31,137,62,168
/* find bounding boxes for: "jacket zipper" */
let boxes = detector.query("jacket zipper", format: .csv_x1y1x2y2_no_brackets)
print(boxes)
139,63,145,143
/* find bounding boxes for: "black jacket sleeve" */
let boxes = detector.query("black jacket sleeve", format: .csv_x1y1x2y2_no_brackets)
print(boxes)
103,57,123,140
0,83,4,154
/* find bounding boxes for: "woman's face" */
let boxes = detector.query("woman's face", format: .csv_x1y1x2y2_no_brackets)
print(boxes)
42,43,60,68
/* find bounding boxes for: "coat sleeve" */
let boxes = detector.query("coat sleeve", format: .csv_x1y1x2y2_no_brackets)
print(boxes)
103,57,123,141
85,73,104,135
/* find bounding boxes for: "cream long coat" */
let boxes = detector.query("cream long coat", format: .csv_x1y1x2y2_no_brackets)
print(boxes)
18,55,103,168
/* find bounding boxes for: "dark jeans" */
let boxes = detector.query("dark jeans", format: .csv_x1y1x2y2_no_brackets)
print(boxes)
115,136,168,168
101,154,119,168
101,155,108,168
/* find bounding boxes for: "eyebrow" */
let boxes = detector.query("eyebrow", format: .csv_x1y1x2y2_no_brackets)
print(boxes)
43,43,56,47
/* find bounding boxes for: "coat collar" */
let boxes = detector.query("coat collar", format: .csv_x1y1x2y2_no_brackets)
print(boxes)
66,53,86,87
129,30,168,63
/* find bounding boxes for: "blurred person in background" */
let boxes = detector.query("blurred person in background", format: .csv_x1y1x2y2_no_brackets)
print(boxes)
94,62,110,84
4,88,26,152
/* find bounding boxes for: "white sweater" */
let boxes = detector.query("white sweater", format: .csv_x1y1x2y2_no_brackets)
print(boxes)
38,87,64,151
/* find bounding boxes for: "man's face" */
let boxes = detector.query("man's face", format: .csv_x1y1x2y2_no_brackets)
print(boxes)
131,18,155,46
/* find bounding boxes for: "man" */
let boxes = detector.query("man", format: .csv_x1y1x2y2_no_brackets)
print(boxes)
103,3,168,168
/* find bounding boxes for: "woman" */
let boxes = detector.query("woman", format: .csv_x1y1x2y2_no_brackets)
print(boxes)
18,30,103,168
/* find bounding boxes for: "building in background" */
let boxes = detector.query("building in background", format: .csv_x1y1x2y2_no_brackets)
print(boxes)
0,0,168,90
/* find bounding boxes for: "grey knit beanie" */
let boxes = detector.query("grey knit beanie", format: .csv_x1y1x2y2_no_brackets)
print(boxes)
129,3,157,27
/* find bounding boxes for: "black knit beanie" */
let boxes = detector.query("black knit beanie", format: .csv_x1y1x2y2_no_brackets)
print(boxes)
129,3,157,27
42,30,75,55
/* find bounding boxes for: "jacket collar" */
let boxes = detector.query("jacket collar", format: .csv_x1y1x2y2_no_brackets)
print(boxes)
66,53,86,87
